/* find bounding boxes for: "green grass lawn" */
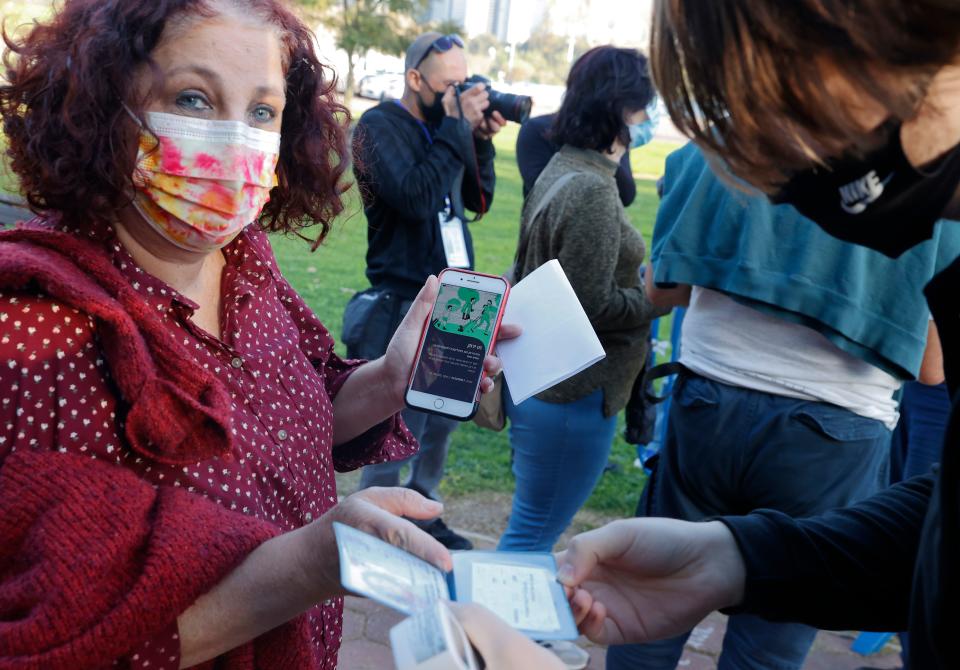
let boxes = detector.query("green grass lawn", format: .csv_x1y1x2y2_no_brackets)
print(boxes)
0,134,17,194
272,122,682,516
0,118,681,516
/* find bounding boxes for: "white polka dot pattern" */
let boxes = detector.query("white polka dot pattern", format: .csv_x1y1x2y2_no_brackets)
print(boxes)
0,225,418,669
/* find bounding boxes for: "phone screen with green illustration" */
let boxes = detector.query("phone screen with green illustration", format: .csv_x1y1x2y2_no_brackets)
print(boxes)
406,270,508,419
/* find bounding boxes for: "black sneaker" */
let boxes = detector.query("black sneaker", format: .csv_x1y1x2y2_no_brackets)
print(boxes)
422,517,474,551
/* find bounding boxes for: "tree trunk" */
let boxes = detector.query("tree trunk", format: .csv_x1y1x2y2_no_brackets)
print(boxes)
343,50,356,107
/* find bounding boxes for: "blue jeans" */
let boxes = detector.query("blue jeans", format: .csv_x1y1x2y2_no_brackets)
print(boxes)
498,388,617,552
609,374,891,670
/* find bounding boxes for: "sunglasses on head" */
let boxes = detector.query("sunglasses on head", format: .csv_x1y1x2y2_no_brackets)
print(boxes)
414,34,464,69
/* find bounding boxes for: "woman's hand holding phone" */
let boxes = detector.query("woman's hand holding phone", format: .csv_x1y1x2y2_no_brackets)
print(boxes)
382,275,520,409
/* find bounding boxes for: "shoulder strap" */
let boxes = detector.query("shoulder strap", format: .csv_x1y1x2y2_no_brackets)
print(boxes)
529,170,581,223
642,362,686,404
514,170,583,277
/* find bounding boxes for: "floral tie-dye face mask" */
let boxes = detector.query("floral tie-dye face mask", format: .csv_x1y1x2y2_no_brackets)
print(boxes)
132,112,281,253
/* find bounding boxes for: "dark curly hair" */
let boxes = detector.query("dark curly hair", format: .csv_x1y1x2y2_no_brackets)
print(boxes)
0,0,349,247
551,46,654,153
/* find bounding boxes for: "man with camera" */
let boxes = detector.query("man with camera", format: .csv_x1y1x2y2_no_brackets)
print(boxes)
347,32,506,550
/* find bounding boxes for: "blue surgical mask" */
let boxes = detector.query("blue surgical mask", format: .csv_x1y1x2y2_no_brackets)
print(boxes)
629,120,655,148
628,99,661,149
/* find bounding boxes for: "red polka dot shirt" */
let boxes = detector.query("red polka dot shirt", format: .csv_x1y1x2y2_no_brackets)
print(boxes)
0,222,418,668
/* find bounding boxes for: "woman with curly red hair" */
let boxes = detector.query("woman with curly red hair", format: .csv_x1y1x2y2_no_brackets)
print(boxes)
0,1,519,668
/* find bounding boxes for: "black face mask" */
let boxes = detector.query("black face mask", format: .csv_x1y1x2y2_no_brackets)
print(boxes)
416,83,446,126
774,122,960,258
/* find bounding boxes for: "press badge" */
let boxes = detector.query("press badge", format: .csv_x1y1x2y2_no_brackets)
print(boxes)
439,212,470,268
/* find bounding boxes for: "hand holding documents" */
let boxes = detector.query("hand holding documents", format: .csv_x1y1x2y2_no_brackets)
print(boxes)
333,522,578,641
496,259,605,404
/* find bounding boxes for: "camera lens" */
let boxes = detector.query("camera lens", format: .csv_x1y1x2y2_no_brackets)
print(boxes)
458,75,532,125
488,90,532,125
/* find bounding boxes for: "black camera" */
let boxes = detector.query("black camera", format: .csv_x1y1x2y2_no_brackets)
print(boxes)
457,75,532,124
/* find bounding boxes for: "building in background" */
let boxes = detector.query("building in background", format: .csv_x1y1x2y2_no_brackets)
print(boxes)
463,0,493,37
547,0,653,50
422,0,652,49
423,0,548,44
423,0,491,37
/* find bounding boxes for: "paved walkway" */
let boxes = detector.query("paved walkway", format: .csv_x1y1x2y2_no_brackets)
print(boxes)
340,598,902,669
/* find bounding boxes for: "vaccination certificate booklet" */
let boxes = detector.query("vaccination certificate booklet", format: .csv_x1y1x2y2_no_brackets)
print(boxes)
333,522,579,640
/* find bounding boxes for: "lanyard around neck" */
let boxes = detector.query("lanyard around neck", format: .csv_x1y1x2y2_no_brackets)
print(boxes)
394,100,433,145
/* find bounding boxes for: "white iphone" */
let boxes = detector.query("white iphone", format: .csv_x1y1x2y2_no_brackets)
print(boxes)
405,269,510,420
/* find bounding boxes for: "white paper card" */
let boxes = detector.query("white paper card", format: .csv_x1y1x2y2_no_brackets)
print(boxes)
497,259,605,404
334,523,450,615
470,562,561,632
439,214,470,268
390,601,480,670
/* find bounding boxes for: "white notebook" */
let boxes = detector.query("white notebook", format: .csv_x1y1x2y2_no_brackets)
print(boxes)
497,259,606,404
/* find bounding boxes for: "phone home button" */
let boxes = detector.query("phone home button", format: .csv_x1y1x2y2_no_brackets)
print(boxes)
433,398,445,409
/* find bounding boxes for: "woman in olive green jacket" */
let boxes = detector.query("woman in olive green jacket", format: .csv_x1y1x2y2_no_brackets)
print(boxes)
499,47,665,556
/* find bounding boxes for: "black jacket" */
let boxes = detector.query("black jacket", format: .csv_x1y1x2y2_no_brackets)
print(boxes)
353,101,496,299
516,113,636,207
721,254,960,669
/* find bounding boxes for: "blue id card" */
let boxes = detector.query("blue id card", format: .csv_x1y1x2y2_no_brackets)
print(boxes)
333,523,578,640
449,550,578,640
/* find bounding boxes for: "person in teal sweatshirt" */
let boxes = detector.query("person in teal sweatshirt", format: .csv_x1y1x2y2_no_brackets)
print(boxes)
607,142,960,670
